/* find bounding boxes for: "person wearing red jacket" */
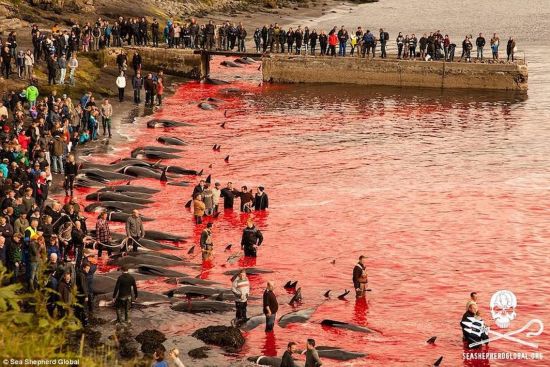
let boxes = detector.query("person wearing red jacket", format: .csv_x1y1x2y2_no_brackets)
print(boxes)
328,32,338,57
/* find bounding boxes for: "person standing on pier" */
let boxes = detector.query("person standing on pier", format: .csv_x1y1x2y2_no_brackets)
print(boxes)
328,31,338,57
507,37,516,62
396,32,404,59
476,33,486,60
490,33,500,60
379,28,389,58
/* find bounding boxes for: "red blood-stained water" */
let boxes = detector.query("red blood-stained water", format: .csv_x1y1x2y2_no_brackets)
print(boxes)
70,54,550,366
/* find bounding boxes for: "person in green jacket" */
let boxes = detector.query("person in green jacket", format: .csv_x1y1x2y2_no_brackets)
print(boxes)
25,84,39,108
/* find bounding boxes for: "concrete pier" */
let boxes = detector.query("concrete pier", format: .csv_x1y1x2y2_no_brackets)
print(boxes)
99,47,202,78
262,55,528,91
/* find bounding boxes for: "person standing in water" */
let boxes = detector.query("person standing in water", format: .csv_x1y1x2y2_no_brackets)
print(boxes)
231,269,250,324
263,281,278,332
241,218,264,257
353,255,368,297
254,186,269,210
200,222,214,260
305,339,323,367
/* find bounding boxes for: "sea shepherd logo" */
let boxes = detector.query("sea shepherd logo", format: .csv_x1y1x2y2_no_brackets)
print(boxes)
462,290,544,348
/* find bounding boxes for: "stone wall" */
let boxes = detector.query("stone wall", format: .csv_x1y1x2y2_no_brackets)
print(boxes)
99,47,202,78
262,56,528,91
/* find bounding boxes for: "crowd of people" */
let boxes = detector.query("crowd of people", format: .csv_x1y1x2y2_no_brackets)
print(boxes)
0,16,520,86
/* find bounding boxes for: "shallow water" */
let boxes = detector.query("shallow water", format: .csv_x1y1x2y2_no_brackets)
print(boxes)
75,1,550,365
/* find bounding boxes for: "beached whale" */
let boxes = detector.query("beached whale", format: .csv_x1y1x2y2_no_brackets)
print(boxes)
223,267,274,276
171,300,235,313
278,307,316,328
321,319,375,333
96,291,171,307
152,163,201,176
122,166,167,181
107,211,155,223
198,102,217,110
167,181,191,187
135,265,189,278
84,201,148,213
100,232,182,251
247,356,303,367
131,149,182,160
144,230,187,242
147,119,193,128
107,253,186,267
134,146,184,153
239,315,266,331
164,285,232,298
81,159,157,171
78,169,135,182
205,97,225,104
98,185,160,194
75,177,105,188
234,57,255,64
85,191,155,204
165,277,222,287
316,346,367,361
203,77,230,85
220,60,241,68
157,136,188,146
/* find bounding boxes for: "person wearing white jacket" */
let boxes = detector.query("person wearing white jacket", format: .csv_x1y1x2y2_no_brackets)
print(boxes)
116,71,126,102
231,269,250,324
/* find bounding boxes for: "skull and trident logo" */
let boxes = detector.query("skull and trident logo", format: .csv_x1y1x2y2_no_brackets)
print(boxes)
467,290,544,349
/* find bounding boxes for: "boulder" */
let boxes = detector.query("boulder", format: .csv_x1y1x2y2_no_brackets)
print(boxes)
191,325,245,352
188,346,211,359
135,329,167,355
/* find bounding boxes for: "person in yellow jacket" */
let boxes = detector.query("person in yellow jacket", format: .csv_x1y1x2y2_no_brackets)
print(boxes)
193,194,205,224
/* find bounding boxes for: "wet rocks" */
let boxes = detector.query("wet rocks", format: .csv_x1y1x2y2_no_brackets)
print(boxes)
188,346,211,359
135,329,167,355
116,327,140,359
191,325,245,352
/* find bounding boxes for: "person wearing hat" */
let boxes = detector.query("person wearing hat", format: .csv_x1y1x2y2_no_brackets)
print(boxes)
254,186,269,211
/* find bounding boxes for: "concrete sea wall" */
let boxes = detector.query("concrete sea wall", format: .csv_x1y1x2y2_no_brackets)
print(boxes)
98,47,203,78
262,55,528,91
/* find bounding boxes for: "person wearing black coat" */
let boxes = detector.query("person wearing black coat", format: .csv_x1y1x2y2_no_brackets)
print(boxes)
57,271,72,318
241,219,263,257
75,264,90,326
352,256,368,297
113,266,138,323
220,182,238,209
254,187,269,210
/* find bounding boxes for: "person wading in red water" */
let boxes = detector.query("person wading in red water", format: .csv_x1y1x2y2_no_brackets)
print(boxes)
353,255,368,297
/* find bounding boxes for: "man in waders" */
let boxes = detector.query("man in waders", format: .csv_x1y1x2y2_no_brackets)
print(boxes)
200,222,214,261
352,255,368,297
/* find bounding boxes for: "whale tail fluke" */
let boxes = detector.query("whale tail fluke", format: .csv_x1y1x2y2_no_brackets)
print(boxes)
433,356,443,366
